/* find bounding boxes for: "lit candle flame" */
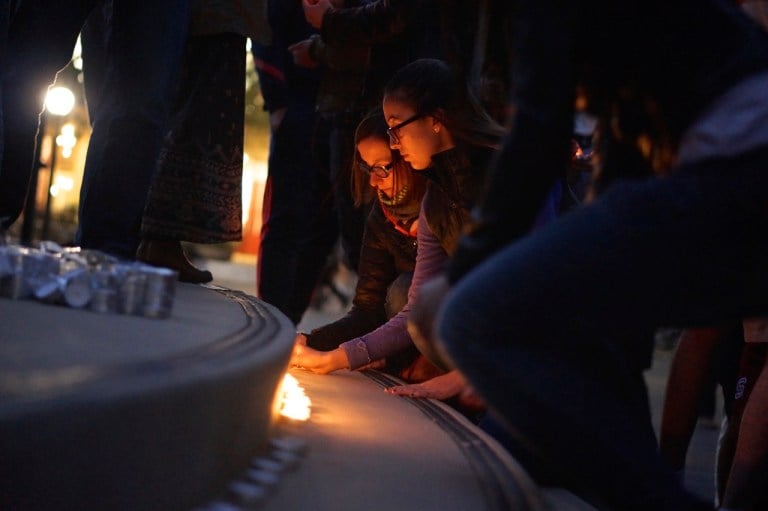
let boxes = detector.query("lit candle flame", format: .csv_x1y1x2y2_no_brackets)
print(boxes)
279,373,311,421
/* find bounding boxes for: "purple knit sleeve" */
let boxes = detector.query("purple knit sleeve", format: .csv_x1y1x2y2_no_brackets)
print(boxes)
341,206,449,369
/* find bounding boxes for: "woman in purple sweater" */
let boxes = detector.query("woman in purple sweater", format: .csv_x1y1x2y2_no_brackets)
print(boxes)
294,110,427,364
292,59,505,401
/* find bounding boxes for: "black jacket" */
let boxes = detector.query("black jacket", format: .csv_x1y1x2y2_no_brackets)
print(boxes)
306,200,418,350
422,145,494,256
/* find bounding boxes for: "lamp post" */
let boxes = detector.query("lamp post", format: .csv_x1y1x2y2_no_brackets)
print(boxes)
20,86,75,244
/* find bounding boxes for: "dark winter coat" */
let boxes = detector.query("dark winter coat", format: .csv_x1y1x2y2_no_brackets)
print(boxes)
306,200,418,350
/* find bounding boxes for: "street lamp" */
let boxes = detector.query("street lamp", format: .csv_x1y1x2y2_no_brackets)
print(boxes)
20,85,76,244
41,87,76,240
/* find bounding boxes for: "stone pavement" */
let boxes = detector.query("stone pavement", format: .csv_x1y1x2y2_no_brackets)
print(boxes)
203,254,722,506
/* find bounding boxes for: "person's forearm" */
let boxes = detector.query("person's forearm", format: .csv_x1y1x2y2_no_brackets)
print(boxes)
306,306,384,351
340,312,412,370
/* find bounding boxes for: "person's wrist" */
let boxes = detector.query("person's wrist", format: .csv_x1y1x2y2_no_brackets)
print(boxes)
332,347,350,370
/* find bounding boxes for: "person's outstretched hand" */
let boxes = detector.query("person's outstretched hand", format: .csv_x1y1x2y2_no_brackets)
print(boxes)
302,0,333,29
386,370,486,412
385,370,464,399
291,339,349,374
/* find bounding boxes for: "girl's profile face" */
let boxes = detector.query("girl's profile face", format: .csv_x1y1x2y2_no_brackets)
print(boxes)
383,96,443,170
357,137,397,199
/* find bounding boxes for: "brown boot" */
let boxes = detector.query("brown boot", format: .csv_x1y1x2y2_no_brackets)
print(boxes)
136,240,213,284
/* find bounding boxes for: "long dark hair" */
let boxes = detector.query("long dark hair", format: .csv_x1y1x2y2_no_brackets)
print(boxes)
351,109,426,210
383,58,506,150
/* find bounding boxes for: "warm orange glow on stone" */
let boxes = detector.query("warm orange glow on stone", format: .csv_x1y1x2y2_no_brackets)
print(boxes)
279,373,311,421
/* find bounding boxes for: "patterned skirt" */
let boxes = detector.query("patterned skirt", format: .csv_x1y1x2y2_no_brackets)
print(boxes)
142,33,246,243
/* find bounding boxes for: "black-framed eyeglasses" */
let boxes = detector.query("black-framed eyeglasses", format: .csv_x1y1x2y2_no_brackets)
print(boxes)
358,161,393,178
387,113,423,144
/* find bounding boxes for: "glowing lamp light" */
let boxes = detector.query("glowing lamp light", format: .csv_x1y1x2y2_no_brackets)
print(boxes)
279,373,311,421
45,86,75,117
49,175,74,198
56,124,77,158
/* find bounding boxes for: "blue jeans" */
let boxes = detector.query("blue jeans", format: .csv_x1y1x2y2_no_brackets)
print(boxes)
439,147,768,510
76,0,191,258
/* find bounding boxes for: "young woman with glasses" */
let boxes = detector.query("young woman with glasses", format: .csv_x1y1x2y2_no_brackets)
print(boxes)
291,110,442,381
292,59,512,408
